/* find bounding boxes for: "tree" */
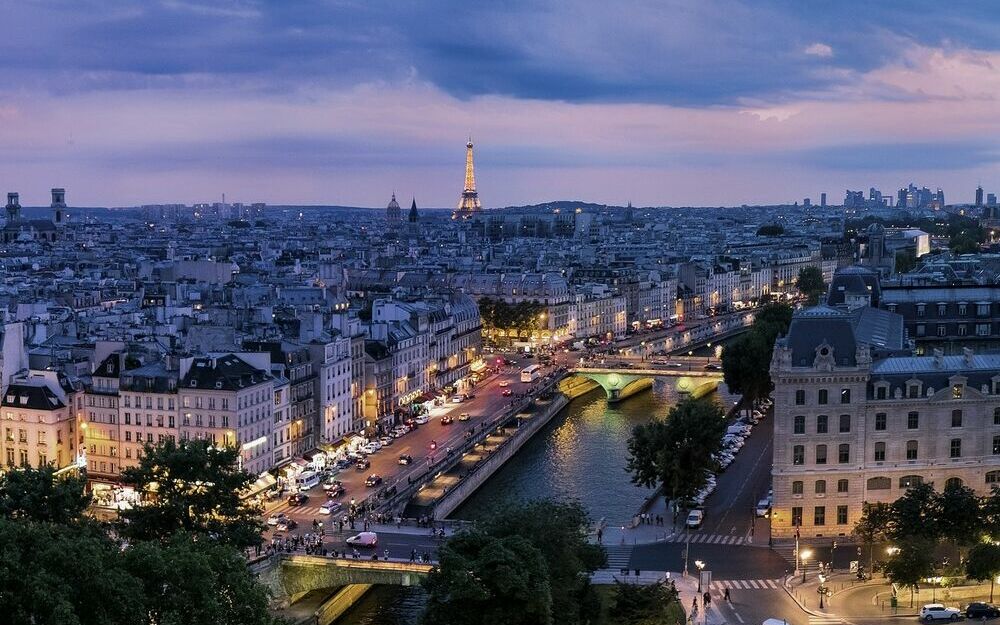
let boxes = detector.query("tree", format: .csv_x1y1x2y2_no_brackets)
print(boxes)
935,482,982,548
795,266,826,305
884,539,936,596
475,499,605,625
752,302,793,341
966,542,1000,602
894,249,917,273
721,302,792,403
626,398,726,508
422,530,553,625
117,438,263,549
756,224,784,236
888,482,938,543
854,502,892,573
609,579,680,625
0,465,91,524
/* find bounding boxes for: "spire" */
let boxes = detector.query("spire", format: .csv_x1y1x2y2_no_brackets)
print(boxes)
409,197,418,223
457,138,481,216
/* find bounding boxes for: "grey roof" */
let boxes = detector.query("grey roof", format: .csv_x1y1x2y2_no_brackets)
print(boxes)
782,305,905,368
872,354,1000,375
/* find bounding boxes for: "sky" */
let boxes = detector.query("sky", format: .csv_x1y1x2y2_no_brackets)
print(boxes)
2,1,1000,208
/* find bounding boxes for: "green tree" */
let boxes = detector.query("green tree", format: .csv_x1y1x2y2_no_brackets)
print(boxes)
894,249,917,273
884,539,936,596
966,542,1000,602
117,438,263,549
888,482,938,543
0,465,91,524
721,330,773,401
626,398,726,508
475,499,605,625
981,486,1000,540
795,265,826,305
752,302,793,341
935,482,982,548
124,532,275,625
609,579,680,625
422,530,553,625
854,502,892,573
756,224,784,236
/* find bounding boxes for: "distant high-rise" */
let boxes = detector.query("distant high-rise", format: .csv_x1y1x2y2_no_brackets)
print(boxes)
456,138,481,217
988,193,997,207
386,193,401,223
976,186,985,207
820,192,827,208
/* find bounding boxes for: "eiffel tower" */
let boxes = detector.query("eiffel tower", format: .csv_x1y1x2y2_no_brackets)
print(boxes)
455,138,481,218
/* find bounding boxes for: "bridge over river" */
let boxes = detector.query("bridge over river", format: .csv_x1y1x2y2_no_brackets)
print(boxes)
568,363,724,402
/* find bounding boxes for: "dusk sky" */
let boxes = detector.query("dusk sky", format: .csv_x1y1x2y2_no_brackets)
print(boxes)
3,1,1000,208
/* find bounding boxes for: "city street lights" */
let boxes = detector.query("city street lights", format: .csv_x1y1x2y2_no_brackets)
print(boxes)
695,560,705,592
801,548,813,583
818,573,827,608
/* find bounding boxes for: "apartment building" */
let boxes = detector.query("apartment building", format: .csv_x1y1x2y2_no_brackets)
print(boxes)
84,353,123,480
771,305,1000,543
117,360,179,472
307,336,353,446
2,369,79,470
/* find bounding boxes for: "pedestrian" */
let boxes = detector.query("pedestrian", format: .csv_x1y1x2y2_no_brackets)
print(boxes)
384,548,390,560
723,587,730,602
597,527,603,544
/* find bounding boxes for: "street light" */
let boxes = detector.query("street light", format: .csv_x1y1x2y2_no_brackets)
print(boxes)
695,560,705,592
801,549,813,583
818,573,827,608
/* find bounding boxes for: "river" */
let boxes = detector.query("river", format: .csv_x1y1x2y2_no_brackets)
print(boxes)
338,379,735,624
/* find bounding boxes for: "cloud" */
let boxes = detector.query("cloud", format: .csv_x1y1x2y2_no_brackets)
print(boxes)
804,43,834,58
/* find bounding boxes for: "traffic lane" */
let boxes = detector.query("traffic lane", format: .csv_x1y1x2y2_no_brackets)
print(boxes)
631,543,790,580
725,589,809,625
701,407,774,537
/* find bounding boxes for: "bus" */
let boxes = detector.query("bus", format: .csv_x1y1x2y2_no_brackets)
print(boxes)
520,364,543,383
295,470,321,491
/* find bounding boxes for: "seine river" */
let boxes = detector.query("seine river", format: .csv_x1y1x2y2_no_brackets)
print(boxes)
338,378,735,624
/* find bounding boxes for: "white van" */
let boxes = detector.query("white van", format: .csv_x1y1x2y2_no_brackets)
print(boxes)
296,470,320,491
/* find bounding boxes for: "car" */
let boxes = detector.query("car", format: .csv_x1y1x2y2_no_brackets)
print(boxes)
398,454,413,465
502,388,513,396
322,478,342,491
966,603,1000,619
267,512,287,526
665,362,684,368
414,415,430,425
319,501,342,515
355,459,371,471
451,395,465,404
365,474,383,487
327,484,346,498
287,493,308,506
703,363,722,370
358,443,377,454
498,380,510,387
685,509,704,529
345,531,378,547
276,518,298,532
755,498,772,517
441,415,454,425
458,413,471,422
919,604,962,622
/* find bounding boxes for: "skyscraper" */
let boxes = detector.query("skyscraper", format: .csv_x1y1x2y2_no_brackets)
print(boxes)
456,138,481,218
976,185,985,207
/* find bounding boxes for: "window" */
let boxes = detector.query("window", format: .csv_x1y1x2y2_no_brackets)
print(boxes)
839,414,851,433
793,415,805,435
916,304,926,317
945,477,963,490
792,481,803,495
908,384,920,399
899,475,923,489
810,479,825,495
979,303,991,316
838,443,850,463
834,505,847,525
875,413,887,431
937,303,947,316
978,323,991,337
840,389,851,404
950,438,962,458
818,389,828,405
817,415,828,434
994,435,1000,455
816,444,827,465
867,476,891,490
837,479,849,493
795,390,805,405
959,324,968,337
906,440,918,460
959,303,968,316
987,471,1000,485
953,384,964,399
994,407,1000,425
791,507,803,527
793,445,804,465
916,324,925,337
907,411,919,429
937,324,947,337
874,442,886,462
952,409,963,427
814,506,826,526
876,386,887,400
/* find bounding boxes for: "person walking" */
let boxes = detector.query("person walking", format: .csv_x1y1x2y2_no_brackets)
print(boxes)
723,587,731,602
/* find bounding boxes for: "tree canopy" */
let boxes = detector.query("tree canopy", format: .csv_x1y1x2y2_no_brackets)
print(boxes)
795,266,826,305
626,397,726,505
0,465,91,524
721,302,792,401
756,224,784,236
117,438,263,549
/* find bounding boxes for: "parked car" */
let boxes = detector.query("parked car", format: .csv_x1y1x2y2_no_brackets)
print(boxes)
379,436,394,446
346,531,378,547
287,493,308,506
365,474,383,487
919,604,961,622
276,518,298,532
267,512,287,526
685,509,704,529
414,415,430,425
755,498,771,517
398,454,413,465
966,603,1000,619
322,478,342,491
319,501,342,515
451,395,466,404
355,459,371,471
458,413,471,422
327,484,346,498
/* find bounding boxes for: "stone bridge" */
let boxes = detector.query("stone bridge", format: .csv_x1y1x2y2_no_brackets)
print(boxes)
565,367,723,402
255,554,433,605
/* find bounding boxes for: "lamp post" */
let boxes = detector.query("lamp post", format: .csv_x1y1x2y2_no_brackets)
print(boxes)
801,549,813,584
696,560,705,592
818,573,827,608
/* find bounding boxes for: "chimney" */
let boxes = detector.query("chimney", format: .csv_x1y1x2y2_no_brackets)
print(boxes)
963,347,975,366
933,348,944,368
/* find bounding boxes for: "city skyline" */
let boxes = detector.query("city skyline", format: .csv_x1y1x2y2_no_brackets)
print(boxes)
4,2,1000,207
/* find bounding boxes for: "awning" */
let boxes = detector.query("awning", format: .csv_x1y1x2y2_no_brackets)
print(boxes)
241,472,278,500
469,359,487,372
413,392,436,404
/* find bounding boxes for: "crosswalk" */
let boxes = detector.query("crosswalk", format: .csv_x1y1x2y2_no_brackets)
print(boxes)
603,545,633,568
808,615,847,625
667,533,747,545
709,578,781,591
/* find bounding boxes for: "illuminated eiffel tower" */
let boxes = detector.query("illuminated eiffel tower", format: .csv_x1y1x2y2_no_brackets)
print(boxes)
456,138,481,218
